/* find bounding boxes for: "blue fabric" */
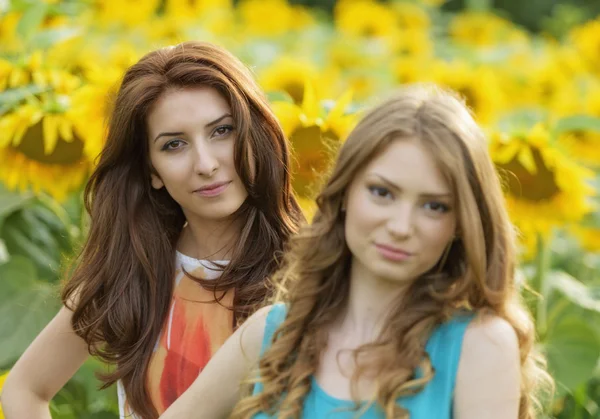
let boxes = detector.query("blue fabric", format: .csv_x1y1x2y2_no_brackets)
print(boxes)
252,303,474,419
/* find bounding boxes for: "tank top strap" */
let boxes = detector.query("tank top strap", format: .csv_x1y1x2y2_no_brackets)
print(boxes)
260,302,288,356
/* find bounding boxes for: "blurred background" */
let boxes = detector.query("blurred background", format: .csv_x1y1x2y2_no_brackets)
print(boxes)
0,0,600,417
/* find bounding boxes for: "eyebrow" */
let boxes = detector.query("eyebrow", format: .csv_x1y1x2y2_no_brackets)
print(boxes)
370,173,452,198
153,113,233,143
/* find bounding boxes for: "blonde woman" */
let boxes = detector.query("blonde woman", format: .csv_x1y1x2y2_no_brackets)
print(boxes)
161,85,552,419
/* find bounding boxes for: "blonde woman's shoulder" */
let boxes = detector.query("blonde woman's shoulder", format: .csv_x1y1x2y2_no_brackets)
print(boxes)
453,313,521,419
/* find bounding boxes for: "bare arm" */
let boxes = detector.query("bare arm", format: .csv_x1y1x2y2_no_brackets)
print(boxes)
0,306,90,418
160,305,271,419
454,315,521,419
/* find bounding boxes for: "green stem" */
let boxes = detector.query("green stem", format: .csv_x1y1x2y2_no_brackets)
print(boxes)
533,233,551,336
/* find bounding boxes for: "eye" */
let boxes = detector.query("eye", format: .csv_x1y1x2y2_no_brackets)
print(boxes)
161,139,185,151
423,201,450,213
213,125,234,138
368,185,393,200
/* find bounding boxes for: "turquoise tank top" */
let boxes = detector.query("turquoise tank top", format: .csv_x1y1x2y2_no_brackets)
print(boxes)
252,303,474,419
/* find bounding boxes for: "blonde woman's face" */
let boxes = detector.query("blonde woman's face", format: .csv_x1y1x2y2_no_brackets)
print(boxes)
344,139,457,285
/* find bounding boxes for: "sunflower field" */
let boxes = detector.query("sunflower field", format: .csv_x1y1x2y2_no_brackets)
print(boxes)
1,0,600,417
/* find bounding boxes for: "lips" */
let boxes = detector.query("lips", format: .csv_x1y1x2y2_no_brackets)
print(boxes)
374,243,413,261
193,181,231,197
195,181,230,192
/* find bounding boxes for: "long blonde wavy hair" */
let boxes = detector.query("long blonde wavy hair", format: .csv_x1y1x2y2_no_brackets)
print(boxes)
232,85,553,419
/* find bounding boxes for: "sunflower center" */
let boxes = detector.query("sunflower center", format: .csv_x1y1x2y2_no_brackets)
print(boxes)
497,147,560,201
456,86,479,114
360,23,380,38
14,120,84,165
565,129,590,143
284,81,305,104
290,125,339,197
538,79,556,100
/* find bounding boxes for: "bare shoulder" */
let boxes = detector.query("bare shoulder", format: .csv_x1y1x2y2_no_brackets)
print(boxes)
454,314,521,417
238,304,274,361
463,314,519,359
242,304,273,333
458,313,520,382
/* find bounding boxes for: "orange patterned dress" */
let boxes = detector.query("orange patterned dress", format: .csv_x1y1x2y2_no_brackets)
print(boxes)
117,251,234,417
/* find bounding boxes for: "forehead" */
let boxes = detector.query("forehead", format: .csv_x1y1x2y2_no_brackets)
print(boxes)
147,86,231,135
358,139,450,193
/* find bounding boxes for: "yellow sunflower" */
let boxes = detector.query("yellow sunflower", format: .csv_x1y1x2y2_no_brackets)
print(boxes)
569,17,600,74
449,11,527,47
554,85,600,167
571,226,600,253
392,2,431,32
69,65,125,161
89,0,161,27
430,60,505,123
259,57,333,105
157,0,234,38
393,56,436,85
0,102,91,201
0,11,21,52
237,0,313,37
0,51,43,90
335,0,399,40
0,371,7,418
499,47,575,112
491,124,595,241
164,0,232,18
271,81,357,199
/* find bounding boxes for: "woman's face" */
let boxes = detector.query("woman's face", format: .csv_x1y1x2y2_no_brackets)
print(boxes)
344,139,457,285
147,86,248,222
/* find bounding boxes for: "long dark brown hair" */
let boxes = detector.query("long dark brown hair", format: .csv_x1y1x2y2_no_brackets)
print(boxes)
232,85,552,419
61,41,303,419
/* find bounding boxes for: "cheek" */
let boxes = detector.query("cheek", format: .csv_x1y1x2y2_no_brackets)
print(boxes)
152,155,189,185
417,217,456,260
344,193,380,251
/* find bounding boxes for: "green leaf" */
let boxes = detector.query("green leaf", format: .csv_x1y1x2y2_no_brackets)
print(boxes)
548,271,600,313
16,3,49,40
0,84,49,115
552,115,600,138
2,221,60,277
465,0,492,12
0,183,33,229
0,256,61,367
71,359,118,414
267,90,294,104
496,107,549,134
29,26,81,50
544,313,600,394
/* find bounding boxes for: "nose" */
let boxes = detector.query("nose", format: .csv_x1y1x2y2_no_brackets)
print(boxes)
386,203,414,239
193,140,219,177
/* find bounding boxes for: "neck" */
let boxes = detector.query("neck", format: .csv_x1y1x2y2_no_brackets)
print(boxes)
336,259,409,341
178,212,243,261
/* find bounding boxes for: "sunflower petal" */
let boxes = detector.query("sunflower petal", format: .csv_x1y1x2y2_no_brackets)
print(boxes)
271,102,302,138
494,141,520,164
0,115,17,147
517,147,537,174
59,117,74,142
43,115,60,155
327,89,353,124
301,78,319,121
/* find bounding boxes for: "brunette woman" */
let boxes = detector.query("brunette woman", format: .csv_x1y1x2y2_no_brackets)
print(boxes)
1,41,303,418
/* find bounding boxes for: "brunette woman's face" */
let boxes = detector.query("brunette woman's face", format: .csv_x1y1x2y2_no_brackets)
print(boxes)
147,87,248,222
344,139,457,285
